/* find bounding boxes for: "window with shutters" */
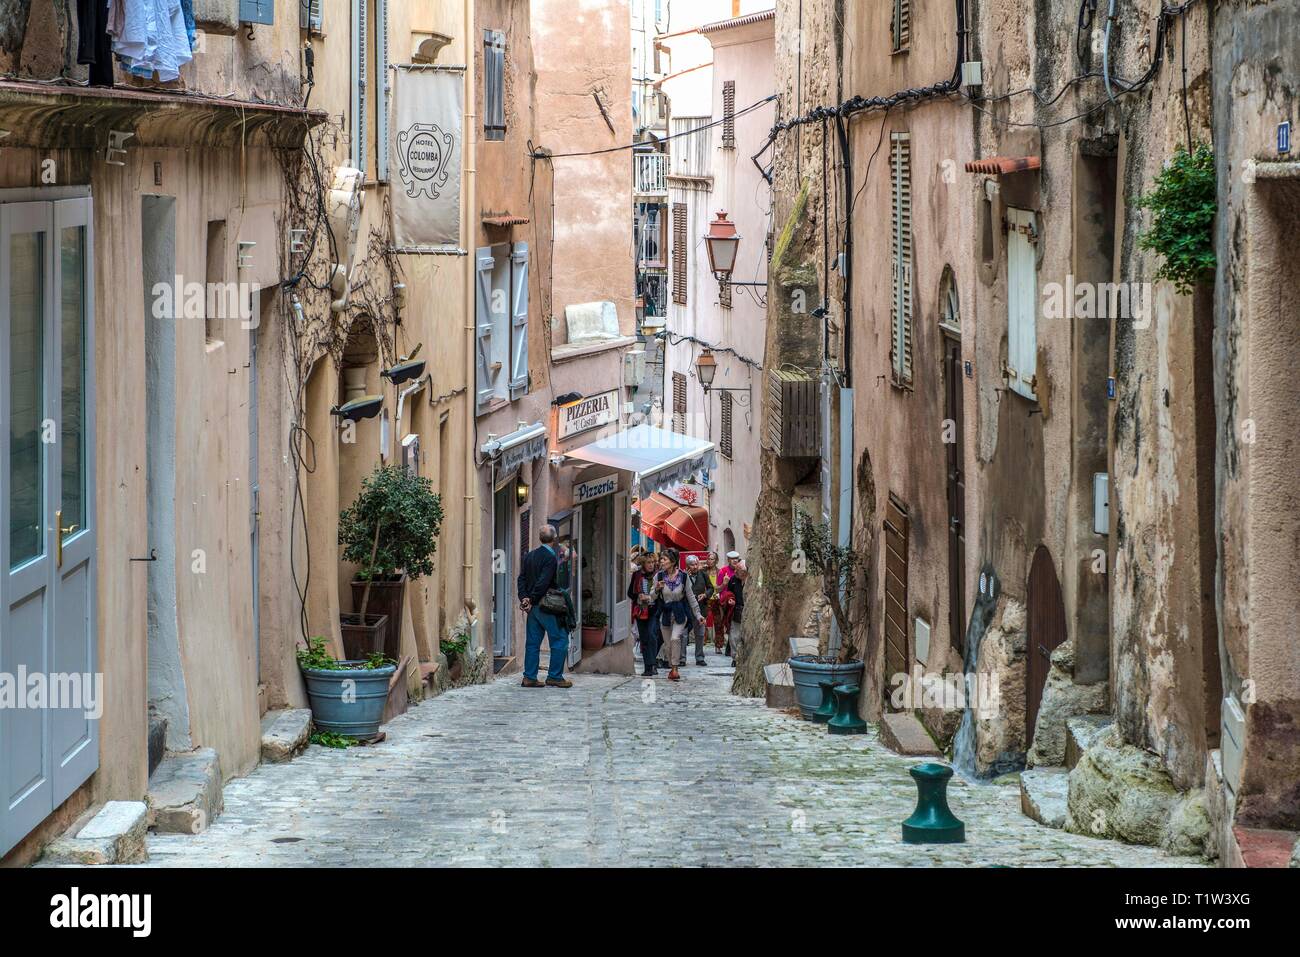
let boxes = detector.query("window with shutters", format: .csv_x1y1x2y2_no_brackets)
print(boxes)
891,0,911,54
671,202,687,305
1005,207,1038,400
475,242,530,415
376,0,390,181
484,30,506,141
670,117,713,177
240,0,274,26
300,0,323,32
671,371,687,433
722,80,736,149
718,277,732,309
519,508,531,568
883,494,910,707
719,390,733,459
890,132,914,386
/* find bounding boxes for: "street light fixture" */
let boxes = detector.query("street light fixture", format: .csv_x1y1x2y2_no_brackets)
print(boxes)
694,348,749,397
704,210,767,288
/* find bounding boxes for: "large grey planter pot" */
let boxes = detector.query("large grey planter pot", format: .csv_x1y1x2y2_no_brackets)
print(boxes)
301,662,397,741
788,655,866,720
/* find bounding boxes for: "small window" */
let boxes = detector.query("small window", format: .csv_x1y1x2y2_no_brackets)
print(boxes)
722,80,736,150
205,220,227,344
484,30,506,141
939,265,960,337
1005,207,1038,400
671,371,687,433
719,390,733,459
891,0,911,54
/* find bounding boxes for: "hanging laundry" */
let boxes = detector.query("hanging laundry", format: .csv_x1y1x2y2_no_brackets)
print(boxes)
107,0,194,83
76,0,115,87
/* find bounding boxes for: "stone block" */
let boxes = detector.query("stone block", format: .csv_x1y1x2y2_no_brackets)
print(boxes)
147,748,223,835
1065,725,1177,846
879,712,942,756
764,662,795,709
1020,768,1069,829
1026,638,1108,767
1065,714,1112,770
43,801,148,865
260,708,313,763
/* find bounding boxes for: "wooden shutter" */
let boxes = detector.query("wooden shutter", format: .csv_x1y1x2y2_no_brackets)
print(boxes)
484,30,506,140
883,494,910,708
241,0,274,25
300,0,323,31
376,0,390,181
509,242,530,400
890,132,913,386
1006,207,1038,399
475,247,499,414
719,390,733,459
519,508,531,568
722,80,736,149
671,371,687,433
892,0,911,53
672,202,687,305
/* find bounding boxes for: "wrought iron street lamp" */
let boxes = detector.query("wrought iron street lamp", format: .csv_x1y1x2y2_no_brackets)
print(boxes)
704,210,766,288
694,348,749,397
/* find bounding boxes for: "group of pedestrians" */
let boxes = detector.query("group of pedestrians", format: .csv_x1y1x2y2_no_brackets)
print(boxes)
628,548,747,681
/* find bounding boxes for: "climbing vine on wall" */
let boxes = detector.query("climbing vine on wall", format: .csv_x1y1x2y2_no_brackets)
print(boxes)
1136,142,1217,295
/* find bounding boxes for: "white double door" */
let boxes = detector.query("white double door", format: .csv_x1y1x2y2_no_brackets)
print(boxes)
0,197,98,856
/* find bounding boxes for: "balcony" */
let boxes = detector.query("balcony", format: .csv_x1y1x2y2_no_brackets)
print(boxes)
634,153,668,196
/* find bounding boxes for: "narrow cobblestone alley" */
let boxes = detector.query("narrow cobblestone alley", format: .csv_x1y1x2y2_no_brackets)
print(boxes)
137,653,1199,867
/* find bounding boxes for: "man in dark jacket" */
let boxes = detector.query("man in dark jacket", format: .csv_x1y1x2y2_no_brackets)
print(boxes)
516,524,573,688
684,554,712,666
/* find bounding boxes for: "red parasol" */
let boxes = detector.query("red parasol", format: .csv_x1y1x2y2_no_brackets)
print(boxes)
663,505,710,553
636,492,679,544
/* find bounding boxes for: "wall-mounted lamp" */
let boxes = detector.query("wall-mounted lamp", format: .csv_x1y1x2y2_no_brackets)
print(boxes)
516,478,530,507
330,395,384,422
695,349,751,398
704,210,768,288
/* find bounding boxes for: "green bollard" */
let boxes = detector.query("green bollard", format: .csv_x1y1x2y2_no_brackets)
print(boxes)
826,683,867,735
812,680,837,724
901,762,965,844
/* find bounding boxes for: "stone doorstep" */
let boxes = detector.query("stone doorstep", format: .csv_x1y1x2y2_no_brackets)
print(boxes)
146,748,223,835
878,712,942,757
260,708,313,764
1065,715,1112,770
1231,826,1299,868
44,801,149,865
1020,768,1070,830
763,662,796,710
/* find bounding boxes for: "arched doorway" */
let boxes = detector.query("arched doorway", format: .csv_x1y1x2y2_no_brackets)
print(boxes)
1026,545,1067,745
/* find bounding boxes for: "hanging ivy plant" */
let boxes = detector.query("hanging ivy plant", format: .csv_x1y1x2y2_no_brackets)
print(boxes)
1136,143,1217,294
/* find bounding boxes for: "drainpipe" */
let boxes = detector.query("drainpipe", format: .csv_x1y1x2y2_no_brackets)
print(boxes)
463,0,479,638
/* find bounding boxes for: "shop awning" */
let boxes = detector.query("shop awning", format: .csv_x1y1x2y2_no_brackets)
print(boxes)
480,421,548,474
564,424,717,500
636,492,679,543
663,504,710,552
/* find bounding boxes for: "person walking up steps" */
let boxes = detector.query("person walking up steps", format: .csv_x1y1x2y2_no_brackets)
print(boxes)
516,524,573,688
654,550,701,681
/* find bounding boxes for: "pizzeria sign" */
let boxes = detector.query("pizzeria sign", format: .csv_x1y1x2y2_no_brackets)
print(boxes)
557,389,619,440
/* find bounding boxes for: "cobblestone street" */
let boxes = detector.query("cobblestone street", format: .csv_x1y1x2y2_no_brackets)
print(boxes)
139,653,1200,867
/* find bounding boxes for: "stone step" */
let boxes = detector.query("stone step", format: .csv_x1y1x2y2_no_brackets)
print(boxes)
147,748,222,835
260,708,313,764
147,710,167,777
43,801,149,865
1065,715,1112,770
879,712,942,756
1020,767,1070,829
763,662,795,710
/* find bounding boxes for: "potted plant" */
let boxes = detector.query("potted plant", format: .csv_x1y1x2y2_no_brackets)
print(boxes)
788,511,868,720
580,609,609,651
442,623,470,683
296,636,396,742
340,463,443,662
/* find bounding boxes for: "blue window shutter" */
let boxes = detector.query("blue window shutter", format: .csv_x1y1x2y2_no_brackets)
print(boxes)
476,248,498,414
240,0,274,26
509,243,530,400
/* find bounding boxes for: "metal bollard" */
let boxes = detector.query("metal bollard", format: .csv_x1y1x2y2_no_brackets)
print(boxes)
901,762,965,844
812,679,837,724
826,683,867,735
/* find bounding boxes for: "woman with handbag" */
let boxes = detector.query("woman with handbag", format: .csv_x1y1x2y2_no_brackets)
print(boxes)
655,549,701,681
628,552,659,676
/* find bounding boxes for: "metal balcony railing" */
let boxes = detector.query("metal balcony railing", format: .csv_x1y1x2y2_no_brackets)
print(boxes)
634,153,668,195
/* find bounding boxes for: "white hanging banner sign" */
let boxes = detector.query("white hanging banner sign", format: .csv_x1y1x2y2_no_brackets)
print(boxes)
390,66,464,253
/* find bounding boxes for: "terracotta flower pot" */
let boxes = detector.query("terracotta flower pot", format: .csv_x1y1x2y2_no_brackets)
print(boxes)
580,625,608,651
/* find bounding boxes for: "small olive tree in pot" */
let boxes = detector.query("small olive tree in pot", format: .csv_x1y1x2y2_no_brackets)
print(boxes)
339,464,443,661
787,511,869,720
